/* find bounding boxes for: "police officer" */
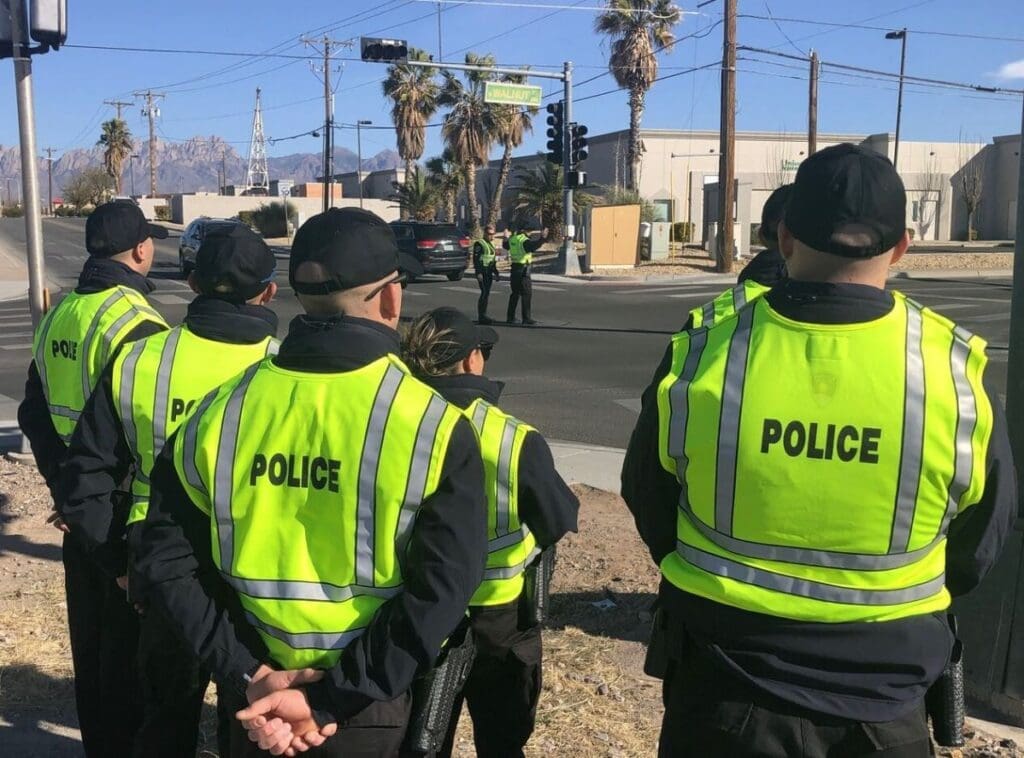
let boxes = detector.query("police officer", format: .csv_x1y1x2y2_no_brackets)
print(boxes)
18,200,169,757
402,307,579,758
686,183,793,331
132,208,488,757
503,225,547,326
474,225,500,324
622,144,1016,757
60,224,279,757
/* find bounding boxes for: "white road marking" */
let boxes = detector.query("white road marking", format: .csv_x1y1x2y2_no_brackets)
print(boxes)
0,331,33,338
151,294,190,304
443,286,481,294
614,398,642,414
0,343,31,350
960,313,1011,323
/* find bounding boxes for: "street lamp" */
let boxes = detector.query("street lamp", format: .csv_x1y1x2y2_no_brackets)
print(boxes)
885,29,907,171
356,120,372,209
130,154,140,197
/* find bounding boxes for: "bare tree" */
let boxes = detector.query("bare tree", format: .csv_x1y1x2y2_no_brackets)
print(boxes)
957,133,984,241
764,133,794,189
912,156,943,241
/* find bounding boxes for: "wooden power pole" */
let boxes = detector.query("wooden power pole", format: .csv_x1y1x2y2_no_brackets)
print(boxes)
808,50,819,156
103,99,133,121
715,0,737,273
134,90,164,197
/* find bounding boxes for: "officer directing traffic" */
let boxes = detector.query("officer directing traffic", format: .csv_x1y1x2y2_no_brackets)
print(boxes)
132,208,488,756
474,225,500,324
403,307,579,758
18,200,169,757
622,144,1016,757
59,225,279,757
503,224,547,326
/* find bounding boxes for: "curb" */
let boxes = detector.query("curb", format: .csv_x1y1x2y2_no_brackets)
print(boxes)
891,269,1013,280
574,272,737,285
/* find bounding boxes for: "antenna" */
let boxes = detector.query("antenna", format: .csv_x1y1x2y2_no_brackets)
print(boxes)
245,87,270,194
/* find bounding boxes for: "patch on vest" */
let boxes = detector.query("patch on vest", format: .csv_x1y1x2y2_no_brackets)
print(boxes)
250,453,341,492
760,418,881,463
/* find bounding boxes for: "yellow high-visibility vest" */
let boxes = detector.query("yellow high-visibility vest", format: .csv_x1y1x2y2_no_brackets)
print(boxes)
508,233,532,265
174,354,462,669
111,325,278,525
32,286,167,444
476,239,496,267
689,281,771,329
464,398,538,606
657,292,992,623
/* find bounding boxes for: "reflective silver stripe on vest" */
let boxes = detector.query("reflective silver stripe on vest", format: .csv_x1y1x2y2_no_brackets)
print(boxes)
733,284,749,310
117,340,148,474
471,401,489,433
488,525,530,552
100,306,144,365
482,545,541,580
79,290,124,400
265,339,279,357
676,499,942,570
676,542,947,606
212,364,260,574
494,419,517,537
34,308,57,400
355,365,405,586
667,330,709,474
700,301,715,327
152,329,182,457
943,333,979,530
395,394,448,560
48,404,82,421
135,470,151,486
715,304,755,534
181,390,219,497
228,576,403,603
245,611,368,651
889,304,926,553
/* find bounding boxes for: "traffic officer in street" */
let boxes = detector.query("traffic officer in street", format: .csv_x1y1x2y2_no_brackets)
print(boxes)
473,225,500,324
59,224,279,757
503,224,547,326
402,306,579,758
18,199,169,757
622,144,1016,757
132,207,488,757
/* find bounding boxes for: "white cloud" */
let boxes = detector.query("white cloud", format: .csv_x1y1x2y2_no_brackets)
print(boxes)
995,59,1024,79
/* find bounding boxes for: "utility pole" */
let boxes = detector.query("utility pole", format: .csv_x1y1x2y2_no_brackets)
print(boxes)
134,90,164,196
716,0,737,273
808,50,819,156
356,120,372,209
129,153,139,197
221,150,228,194
303,36,351,213
437,2,443,62
8,0,47,325
886,29,908,171
103,98,133,121
45,147,53,215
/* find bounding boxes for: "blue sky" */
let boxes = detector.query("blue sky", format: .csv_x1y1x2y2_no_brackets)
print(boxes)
1,0,1022,163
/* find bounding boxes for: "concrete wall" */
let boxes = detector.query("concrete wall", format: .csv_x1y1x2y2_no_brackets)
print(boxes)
335,169,405,201
169,195,400,228
137,197,168,221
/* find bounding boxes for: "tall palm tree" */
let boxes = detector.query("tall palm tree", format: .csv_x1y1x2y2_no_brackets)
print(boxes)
485,74,537,230
98,119,134,195
595,0,681,190
511,160,593,232
382,48,440,219
425,149,463,223
390,165,438,221
438,52,499,238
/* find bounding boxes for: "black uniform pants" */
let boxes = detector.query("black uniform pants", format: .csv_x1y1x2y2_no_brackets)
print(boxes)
658,646,933,758
506,264,532,322
63,534,144,757
477,269,494,320
439,603,542,758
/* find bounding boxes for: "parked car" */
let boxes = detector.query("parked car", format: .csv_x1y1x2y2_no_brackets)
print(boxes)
178,217,250,276
389,221,470,281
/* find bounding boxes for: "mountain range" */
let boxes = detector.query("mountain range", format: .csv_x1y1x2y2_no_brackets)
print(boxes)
0,136,401,201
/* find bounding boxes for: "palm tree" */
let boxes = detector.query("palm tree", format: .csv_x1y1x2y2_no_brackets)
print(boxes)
425,149,463,223
511,160,594,232
595,0,681,190
98,119,134,195
390,165,439,221
485,74,537,230
382,48,440,219
438,52,499,238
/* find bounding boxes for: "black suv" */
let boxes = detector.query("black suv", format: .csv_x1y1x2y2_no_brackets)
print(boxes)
179,217,254,276
389,222,469,281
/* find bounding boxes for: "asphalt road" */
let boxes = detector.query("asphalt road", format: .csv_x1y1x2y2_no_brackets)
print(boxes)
0,218,1012,449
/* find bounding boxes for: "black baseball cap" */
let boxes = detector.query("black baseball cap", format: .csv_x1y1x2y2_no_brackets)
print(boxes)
760,183,793,244
193,224,276,302
784,143,906,258
85,200,169,257
420,307,499,367
289,207,423,294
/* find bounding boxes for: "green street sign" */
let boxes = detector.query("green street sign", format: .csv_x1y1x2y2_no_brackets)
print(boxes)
484,81,543,107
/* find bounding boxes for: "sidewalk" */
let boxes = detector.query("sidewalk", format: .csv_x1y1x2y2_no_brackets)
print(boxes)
0,231,29,303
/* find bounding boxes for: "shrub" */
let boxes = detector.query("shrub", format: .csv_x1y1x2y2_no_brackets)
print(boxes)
247,202,298,237
55,204,89,217
154,205,171,221
1,204,24,218
671,221,693,243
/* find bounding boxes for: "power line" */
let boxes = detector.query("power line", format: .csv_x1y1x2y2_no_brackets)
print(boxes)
418,0,701,14
738,11,1024,44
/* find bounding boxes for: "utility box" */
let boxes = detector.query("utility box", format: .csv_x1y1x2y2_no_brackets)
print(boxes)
586,204,641,267
650,222,671,260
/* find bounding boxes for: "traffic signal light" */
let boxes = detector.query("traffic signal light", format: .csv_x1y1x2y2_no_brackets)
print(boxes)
360,37,409,63
545,101,563,165
570,123,589,167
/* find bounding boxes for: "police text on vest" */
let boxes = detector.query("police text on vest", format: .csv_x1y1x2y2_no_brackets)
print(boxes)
760,419,881,463
51,339,78,360
250,454,341,492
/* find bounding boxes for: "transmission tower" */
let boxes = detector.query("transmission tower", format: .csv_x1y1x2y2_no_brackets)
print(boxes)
245,88,270,194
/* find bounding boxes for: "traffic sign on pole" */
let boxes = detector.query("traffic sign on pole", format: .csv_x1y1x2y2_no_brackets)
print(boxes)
484,81,543,107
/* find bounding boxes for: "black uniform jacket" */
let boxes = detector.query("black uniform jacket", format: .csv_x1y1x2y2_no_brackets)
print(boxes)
423,373,579,549
130,314,488,726
18,258,166,499
621,279,1017,722
59,296,279,580
738,245,787,287
472,241,499,278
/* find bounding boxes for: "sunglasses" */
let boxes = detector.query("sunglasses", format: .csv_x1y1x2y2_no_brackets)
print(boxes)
363,272,408,302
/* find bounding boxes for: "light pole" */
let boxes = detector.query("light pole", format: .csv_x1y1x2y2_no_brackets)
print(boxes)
886,29,907,171
130,154,139,197
356,120,372,209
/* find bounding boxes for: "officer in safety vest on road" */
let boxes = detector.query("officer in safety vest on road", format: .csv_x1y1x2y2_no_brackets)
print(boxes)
502,225,547,326
133,208,488,757
473,225,500,324
59,224,279,757
622,144,1016,757
402,307,579,758
18,200,169,757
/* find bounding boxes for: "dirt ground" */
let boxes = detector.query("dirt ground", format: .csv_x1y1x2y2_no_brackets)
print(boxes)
1,461,1022,756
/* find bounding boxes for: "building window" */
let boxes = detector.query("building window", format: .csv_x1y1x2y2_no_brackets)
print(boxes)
911,200,920,223
652,199,671,222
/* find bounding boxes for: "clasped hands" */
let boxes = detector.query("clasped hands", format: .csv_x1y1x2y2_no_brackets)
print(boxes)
236,665,338,755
